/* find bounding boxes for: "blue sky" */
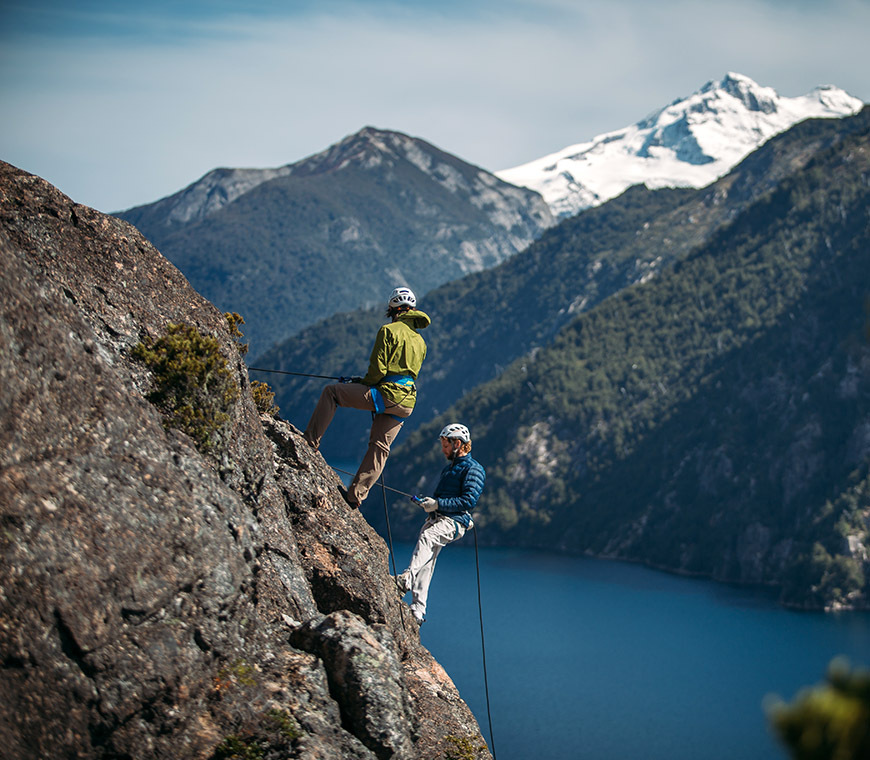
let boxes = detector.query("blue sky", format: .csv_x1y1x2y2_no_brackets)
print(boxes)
1,0,868,212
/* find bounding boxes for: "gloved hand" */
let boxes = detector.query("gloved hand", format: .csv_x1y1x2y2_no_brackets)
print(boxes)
339,376,364,384
418,497,438,513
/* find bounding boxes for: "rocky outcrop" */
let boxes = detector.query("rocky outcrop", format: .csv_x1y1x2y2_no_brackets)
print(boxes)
0,160,490,759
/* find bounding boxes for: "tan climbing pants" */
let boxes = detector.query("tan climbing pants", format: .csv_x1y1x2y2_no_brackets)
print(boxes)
303,382,412,504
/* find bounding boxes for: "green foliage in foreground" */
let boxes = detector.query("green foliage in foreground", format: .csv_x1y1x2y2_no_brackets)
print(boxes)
768,659,870,760
133,322,238,453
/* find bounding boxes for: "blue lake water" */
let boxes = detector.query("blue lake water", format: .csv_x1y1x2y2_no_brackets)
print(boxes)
383,539,870,760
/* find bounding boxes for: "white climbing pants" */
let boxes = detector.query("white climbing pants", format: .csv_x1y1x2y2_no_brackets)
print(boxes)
403,514,468,622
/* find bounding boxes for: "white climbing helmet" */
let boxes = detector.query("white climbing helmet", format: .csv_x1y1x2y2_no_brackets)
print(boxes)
388,286,416,310
439,423,470,443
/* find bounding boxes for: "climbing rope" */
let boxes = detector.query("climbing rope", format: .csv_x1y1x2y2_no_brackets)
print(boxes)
377,467,408,629
331,465,414,499
473,525,497,760
248,366,342,381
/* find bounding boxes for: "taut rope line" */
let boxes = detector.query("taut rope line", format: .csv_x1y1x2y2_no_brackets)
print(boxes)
473,525,497,759
248,366,341,381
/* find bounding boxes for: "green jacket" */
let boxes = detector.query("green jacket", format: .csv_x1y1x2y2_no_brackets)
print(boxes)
361,309,430,410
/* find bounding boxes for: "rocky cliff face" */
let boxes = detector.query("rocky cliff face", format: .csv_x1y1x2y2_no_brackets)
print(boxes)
0,160,490,759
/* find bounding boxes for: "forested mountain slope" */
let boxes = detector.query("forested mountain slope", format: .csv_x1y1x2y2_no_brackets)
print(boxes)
117,127,552,356
260,111,870,463
384,109,870,611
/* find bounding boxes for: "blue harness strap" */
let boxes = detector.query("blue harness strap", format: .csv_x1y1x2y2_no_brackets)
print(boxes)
382,374,415,386
370,386,387,414
370,374,415,417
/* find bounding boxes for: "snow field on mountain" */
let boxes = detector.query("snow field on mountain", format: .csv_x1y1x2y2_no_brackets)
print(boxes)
497,72,864,218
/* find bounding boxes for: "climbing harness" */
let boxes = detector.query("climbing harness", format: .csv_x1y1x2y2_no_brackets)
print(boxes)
370,374,415,416
248,366,416,413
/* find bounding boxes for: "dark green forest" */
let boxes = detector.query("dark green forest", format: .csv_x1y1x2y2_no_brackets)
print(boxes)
379,109,870,610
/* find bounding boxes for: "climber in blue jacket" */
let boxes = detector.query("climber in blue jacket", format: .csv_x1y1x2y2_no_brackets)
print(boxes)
395,423,485,624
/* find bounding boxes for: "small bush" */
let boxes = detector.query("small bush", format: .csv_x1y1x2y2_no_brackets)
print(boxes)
265,709,301,741
213,735,262,760
133,322,238,453
211,710,302,760
251,380,280,417
214,659,258,690
225,312,249,356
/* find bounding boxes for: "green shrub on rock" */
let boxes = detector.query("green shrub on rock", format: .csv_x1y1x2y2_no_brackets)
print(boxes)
225,311,249,356
133,322,238,453
250,380,279,417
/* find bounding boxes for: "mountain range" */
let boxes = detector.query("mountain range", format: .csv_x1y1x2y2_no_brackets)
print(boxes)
262,107,870,610
115,73,863,363
116,128,553,356
497,72,863,218
107,74,869,609
262,106,868,461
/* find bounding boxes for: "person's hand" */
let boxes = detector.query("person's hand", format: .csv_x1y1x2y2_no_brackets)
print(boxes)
418,497,438,512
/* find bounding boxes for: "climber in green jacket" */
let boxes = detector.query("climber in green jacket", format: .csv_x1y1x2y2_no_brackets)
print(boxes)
304,287,430,507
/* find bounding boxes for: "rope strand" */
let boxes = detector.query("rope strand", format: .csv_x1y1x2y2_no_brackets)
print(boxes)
248,366,341,380
473,525,497,759
331,465,415,500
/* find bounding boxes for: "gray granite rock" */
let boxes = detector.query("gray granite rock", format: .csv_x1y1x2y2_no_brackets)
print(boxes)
0,160,490,760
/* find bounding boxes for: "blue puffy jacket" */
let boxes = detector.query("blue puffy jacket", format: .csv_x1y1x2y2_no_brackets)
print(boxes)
433,454,486,528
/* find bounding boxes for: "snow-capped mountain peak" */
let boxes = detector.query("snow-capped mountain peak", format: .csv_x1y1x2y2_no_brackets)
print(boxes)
497,73,864,219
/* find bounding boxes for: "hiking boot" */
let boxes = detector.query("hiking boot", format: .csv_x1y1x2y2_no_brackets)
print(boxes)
392,571,411,596
338,486,360,509
410,604,425,625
